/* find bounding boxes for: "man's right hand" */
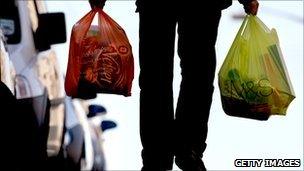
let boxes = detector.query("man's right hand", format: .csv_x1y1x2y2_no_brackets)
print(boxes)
89,0,106,9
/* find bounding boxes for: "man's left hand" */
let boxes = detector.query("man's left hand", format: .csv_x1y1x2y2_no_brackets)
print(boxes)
243,0,259,15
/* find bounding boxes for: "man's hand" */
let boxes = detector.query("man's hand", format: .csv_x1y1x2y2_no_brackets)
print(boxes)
243,0,259,15
89,0,106,9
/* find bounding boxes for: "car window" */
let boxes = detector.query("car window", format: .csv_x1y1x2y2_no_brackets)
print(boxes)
0,0,21,44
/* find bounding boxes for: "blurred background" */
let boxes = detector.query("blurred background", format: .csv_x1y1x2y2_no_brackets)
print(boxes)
0,0,302,170
48,0,303,170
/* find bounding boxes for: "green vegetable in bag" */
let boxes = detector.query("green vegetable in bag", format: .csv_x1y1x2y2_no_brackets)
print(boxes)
218,15,295,120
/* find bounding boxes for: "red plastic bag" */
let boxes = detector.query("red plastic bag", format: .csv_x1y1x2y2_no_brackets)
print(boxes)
65,8,134,98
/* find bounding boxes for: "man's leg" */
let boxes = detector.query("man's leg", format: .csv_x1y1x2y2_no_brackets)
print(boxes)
174,8,222,171
138,7,177,170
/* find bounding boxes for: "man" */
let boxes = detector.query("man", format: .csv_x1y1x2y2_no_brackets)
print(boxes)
89,0,259,170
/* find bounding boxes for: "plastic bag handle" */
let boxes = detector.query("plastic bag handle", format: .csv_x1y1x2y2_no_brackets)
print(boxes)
236,15,251,39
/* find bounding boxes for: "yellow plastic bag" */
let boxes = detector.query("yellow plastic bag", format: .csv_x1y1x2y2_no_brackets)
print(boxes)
218,15,295,120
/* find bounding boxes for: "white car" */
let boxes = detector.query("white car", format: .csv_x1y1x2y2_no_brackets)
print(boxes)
1,1,112,170
1,0,66,170
64,98,108,171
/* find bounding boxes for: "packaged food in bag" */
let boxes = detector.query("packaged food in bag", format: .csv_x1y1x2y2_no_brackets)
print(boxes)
65,8,134,99
218,15,295,120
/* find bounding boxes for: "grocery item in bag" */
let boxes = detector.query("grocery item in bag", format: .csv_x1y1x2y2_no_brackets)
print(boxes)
65,8,134,99
218,15,295,120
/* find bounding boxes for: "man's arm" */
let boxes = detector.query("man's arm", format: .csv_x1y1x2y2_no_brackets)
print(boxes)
239,0,259,15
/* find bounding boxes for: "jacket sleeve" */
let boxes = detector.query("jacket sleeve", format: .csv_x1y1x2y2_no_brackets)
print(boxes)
238,0,254,5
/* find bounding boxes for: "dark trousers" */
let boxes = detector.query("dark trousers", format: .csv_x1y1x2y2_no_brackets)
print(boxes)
138,4,221,170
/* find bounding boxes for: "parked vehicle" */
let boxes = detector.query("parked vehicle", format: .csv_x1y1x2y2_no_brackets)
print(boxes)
1,1,116,170
1,0,66,170
64,98,116,171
